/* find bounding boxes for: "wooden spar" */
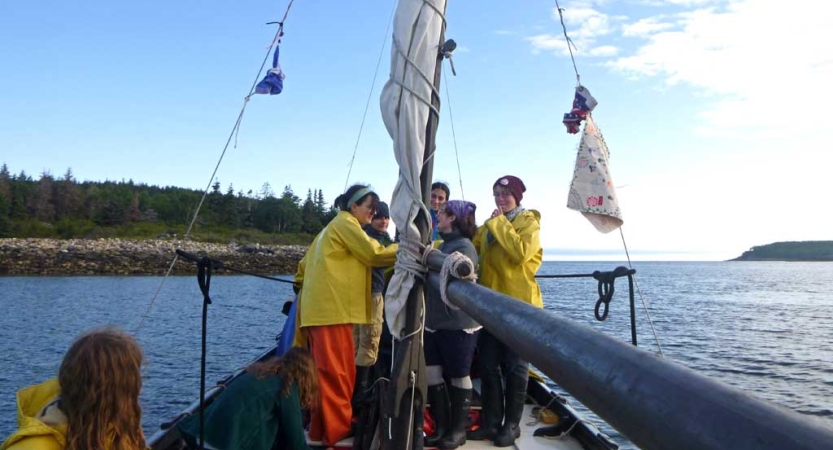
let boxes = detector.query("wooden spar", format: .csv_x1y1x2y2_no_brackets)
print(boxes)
383,2,449,449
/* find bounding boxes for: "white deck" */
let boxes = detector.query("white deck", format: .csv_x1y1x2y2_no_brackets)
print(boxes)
307,404,586,450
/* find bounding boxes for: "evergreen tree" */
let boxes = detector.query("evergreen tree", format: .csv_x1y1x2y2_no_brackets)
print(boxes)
301,190,322,234
33,172,55,222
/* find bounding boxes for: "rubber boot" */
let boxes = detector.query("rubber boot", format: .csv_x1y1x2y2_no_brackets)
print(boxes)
351,365,371,410
466,371,502,440
493,368,528,447
439,386,472,450
425,384,449,448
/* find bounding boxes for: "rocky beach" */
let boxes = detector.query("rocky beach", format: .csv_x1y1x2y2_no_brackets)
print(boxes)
0,238,307,276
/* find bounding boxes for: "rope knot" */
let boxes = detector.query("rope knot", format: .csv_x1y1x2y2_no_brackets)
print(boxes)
438,250,476,310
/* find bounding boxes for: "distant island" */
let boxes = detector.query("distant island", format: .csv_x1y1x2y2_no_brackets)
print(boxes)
730,241,833,261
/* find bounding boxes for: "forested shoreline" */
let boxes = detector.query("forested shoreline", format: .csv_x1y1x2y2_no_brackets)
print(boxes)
0,163,332,243
731,241,833,261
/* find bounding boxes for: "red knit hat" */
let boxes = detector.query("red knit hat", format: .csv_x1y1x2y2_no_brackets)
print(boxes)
493,175,526,204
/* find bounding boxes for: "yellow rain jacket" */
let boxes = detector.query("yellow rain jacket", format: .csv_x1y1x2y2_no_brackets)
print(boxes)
472,209,543,308
294,211,398,330
1,379,66,450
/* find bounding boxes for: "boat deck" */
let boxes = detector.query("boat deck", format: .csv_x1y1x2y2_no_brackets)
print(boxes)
308,404,587,450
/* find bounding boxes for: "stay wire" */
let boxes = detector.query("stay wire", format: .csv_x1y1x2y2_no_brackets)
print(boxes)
442,64,465,201
619,226,664,357
554,0,581,86
134,1,297,333
344,0,398,191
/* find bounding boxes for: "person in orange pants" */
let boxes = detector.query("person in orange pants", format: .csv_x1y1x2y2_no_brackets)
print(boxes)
294,184,398,446
307,325,355,445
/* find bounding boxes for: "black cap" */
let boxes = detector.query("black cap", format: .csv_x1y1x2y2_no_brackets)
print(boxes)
374,201,390,219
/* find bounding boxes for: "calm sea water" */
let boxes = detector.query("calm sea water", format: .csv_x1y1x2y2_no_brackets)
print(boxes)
1,261,832,449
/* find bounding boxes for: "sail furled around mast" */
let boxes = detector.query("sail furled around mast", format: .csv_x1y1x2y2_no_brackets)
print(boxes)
567,114,624,233
380,0,447,339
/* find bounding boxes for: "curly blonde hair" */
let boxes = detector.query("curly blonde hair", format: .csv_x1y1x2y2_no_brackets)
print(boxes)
59,327,145,450
247,347,320,410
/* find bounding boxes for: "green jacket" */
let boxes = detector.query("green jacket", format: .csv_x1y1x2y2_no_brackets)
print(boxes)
472,209,543,308
1,379,65,450
177,372,309,450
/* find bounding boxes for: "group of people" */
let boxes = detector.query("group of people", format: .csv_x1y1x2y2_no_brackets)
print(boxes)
291,175,543,449
2,174,542,450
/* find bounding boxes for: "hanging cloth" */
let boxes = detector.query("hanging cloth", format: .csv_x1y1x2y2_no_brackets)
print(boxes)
562,86,597,134
255,46,286,95
567,115,623,233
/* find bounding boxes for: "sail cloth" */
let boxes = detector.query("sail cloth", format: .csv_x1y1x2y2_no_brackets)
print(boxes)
255,46,285,95
566,115,624,233
380,0,447,339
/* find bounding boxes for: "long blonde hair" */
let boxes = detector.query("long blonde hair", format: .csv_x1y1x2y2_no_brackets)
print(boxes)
59,327,146,450
247,347,320,410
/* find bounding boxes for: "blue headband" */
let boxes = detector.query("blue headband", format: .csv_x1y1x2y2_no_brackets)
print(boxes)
348,187,374,208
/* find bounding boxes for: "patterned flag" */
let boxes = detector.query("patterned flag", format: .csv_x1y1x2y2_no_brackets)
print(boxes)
567,115,623,233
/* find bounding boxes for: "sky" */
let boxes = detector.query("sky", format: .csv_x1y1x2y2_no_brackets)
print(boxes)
1,0,830,261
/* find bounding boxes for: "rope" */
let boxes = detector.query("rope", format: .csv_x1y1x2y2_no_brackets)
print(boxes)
553,0,581,86
134,1,297,333
441,66,466,201
343,0,398,191
619,227,664,357
438,250,476,310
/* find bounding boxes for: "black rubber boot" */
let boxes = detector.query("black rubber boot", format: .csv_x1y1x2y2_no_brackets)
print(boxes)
466,372,502,440
439,386,472,450
493,368,528,447
351,365,371,409
425,384,449,448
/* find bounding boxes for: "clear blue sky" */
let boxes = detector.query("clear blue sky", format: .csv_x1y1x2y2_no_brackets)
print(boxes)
1,0,829,260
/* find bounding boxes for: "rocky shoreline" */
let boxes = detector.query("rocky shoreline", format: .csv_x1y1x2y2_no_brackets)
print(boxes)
0,238,307,276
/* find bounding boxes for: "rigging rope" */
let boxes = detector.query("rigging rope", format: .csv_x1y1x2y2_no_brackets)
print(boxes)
619,227,664,357
442,65,466,201
135,1,298,333
550,0,663,354
553,0,581,86
343,0,398,191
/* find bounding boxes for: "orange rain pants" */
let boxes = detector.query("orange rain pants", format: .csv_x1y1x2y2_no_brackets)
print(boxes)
307,324,356,446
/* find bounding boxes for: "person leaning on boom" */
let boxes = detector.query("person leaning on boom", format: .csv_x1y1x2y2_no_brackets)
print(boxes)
292,184,398,447
1,327,146,450
468,175,543,448
423,200,480,450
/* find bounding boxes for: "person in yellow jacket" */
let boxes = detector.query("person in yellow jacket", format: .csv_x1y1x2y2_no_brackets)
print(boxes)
292,183,398,447
2,327,146,450
468,175,543,447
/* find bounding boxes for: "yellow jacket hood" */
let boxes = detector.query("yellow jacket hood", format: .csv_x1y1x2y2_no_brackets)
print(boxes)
1,379,65,450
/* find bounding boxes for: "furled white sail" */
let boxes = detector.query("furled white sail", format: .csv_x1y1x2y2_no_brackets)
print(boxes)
380,0,447,339
566,116,624,233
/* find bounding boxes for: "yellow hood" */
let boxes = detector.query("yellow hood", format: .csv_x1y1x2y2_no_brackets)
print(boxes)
1,379,65,450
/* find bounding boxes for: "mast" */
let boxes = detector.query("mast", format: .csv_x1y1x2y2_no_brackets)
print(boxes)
384,3,449,449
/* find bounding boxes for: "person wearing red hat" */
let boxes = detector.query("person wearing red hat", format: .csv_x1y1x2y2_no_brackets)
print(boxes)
468,175,543,447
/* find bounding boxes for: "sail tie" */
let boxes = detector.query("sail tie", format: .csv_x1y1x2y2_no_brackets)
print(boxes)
389,35,440,115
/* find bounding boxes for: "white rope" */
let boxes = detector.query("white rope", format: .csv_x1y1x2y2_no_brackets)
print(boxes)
438,250,476,310
619,227,664,357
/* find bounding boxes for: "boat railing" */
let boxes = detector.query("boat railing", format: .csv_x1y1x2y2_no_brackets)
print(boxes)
423,251,833,450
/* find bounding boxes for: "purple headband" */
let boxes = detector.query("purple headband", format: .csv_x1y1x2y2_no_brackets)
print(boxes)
443,200,476,220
